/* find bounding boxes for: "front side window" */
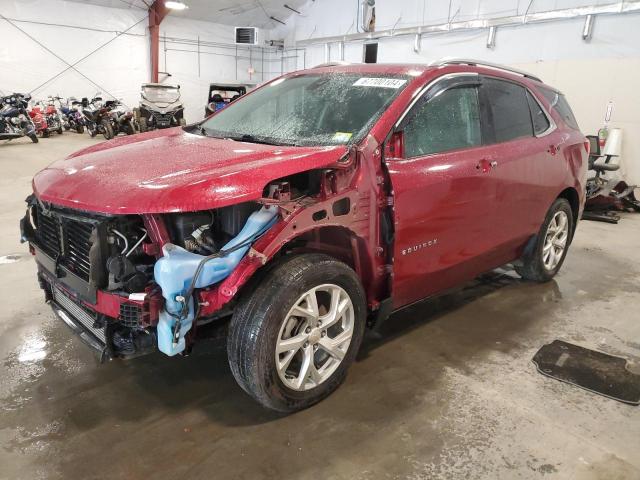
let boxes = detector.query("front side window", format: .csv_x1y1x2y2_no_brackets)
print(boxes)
403,86,482,157
201,73,408,147
483,78,533,142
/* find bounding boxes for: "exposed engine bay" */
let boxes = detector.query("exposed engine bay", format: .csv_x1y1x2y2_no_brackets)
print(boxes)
22,195,281,360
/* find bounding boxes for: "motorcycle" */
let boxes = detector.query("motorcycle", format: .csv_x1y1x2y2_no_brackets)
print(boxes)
0,93,38,143
106,100,136,136
63,98,86,134
44,96,64,135
28,102,48,137
81,96,113,139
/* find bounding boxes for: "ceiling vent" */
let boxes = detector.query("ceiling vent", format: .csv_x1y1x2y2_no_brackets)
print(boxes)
235,27,258,45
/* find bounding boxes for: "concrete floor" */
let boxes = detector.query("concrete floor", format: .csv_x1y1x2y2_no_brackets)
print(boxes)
1,133,639,480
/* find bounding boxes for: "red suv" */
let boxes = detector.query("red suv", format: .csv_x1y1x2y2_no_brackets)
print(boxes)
22,60,587,412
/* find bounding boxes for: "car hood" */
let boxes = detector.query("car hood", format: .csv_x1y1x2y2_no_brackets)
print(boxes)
33,128,348,214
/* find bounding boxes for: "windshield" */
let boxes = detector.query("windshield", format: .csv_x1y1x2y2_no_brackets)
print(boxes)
201,73,408,146
142,86,180,104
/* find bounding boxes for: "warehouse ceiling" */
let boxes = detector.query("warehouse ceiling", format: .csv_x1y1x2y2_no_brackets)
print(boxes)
67,0,307,28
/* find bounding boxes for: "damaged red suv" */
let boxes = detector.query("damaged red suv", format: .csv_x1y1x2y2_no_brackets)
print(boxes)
21,60,587,412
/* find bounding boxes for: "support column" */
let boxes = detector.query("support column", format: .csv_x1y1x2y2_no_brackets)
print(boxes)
149,0,169,82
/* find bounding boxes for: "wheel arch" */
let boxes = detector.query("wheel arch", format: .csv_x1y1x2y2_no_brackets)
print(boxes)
557,187,580,237
277,225,373,290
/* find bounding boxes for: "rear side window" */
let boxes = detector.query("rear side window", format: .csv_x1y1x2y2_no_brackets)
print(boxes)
526,91,551,135
539,88,580,130
403,86,481,157
482,78,532,142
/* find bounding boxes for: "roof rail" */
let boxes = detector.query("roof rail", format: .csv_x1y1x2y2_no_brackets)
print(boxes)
429,58,542,83
313,61,353,68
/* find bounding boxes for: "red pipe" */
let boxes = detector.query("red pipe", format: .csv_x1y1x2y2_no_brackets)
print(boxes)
149,1,169,83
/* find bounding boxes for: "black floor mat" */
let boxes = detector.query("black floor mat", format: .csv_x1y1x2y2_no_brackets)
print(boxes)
533,340,640,405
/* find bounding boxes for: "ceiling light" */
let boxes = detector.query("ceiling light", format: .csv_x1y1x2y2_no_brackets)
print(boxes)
165,1,188,10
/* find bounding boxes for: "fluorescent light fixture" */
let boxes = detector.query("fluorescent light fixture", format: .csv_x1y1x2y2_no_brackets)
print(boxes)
165,1,188,10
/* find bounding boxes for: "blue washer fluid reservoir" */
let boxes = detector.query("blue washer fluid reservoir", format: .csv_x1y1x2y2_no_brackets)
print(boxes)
154,206,278,356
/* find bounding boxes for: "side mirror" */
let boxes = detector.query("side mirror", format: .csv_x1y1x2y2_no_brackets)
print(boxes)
384,131,404,160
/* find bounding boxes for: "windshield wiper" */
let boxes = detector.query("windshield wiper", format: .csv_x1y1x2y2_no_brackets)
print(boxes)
227,134,297,147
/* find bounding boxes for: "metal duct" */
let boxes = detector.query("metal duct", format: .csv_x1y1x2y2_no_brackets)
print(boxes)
582,14,595,41
296,1,640,47
486,26,496,49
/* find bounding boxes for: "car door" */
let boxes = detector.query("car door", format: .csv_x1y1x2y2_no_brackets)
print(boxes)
385,74,504,308
478,76,563,256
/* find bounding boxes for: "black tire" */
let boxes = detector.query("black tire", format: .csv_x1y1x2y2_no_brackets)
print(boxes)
515,198,574,282
64,124,71,131
228,253,366,412
42,130,49,138
125,120,135,135
102,120,114,140
88,126,97,137
29,133,38,143
57,126,63,135
76,125,85,134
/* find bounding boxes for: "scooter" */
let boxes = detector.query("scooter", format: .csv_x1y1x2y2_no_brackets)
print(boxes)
0,93,38,143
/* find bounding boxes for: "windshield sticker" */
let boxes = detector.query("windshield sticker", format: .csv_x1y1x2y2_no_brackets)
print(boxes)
332,132,353,142
353,78,407,89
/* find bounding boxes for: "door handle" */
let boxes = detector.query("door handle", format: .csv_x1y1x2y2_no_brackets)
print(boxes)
476,159,497,173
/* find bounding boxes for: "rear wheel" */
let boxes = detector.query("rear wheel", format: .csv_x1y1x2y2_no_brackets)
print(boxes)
516,198,573,282
76,125,85,134
228,254,366,412
29,133,38,143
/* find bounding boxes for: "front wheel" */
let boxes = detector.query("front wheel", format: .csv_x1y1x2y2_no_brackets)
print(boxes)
29,133,38,143
516,198,574,282
76,125,85,134
228,254,366,412
102,120,114,140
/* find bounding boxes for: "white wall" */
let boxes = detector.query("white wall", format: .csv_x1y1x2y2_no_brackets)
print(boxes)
0,0,290,123
0,0,148,110
278,0,640,184
158,17,299,121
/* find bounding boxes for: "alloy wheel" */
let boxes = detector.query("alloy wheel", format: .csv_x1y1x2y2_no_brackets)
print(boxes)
275,284,355,391
543,210,569,270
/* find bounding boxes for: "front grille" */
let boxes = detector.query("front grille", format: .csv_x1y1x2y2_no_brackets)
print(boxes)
53,285,106,343
33,204,97,281
119,303,142,328
35,210,61,258
61,220,93,280
152,112,173,126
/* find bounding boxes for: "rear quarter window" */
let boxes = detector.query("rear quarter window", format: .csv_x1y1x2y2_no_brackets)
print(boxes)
539,87,580,130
